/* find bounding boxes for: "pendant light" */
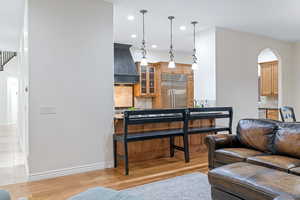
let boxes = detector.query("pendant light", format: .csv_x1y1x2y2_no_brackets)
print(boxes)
168,16,176,69
191,21,198,70
140,9,148,66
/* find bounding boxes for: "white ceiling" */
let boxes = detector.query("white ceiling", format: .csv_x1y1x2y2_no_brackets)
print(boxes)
0,0,24,51
2,0,300,52
114,0,300,52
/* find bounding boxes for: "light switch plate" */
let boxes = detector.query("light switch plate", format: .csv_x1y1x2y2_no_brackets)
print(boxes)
40,106,57,115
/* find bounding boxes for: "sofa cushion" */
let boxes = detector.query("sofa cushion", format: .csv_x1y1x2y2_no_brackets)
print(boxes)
237,119,278,152
290,167,300,176
273,123,300,159
208,162,300,200
215,148,264,164
247,155,300,172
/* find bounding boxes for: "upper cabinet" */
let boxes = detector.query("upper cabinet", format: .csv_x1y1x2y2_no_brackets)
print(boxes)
260,61,278,96
134,62,157,97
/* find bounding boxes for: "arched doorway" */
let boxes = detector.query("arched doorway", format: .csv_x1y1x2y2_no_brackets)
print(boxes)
257,48,280,120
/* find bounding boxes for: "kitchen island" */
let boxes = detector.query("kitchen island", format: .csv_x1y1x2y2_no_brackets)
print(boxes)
114,113,217,162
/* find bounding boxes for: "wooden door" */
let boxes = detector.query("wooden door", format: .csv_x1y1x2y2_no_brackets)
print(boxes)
260,64,273,96
267,109,279,121
148,66,156,95
272,63,278,95
134,62,157,97
260,61,278,96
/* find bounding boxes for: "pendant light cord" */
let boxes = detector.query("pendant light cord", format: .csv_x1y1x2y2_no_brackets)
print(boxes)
140,10,147,59
191,21,198,64
193,23,195,51
168,16,175,61
170,18,173,49
142,12,145,44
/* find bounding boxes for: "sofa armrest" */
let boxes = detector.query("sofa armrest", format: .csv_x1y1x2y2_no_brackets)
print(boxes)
205,134,240,169
273,195,295,200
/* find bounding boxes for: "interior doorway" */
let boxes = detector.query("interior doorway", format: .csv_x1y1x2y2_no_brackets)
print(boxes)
257,48,280,121
0,57,27,186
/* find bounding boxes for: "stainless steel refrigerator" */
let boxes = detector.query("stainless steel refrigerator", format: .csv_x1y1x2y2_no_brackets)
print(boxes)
161,73,187,108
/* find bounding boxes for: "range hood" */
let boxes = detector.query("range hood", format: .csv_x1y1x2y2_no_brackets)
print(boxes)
114,43,139,84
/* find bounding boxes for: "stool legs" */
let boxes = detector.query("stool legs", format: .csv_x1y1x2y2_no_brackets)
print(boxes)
170,136,175,157
183,134,190,163
124,141,129,175
113,140,118,168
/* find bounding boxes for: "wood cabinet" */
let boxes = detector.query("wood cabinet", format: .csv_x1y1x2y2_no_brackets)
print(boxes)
266,109,279,121
272,63,278,95
260,61,278,96
134,62,157,97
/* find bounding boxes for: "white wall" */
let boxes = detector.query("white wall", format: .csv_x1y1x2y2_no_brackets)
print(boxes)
215,28,294,129
194,28,216,105
17,0,30,167
27,0,114,180
292,42,300,118
0,57,19,125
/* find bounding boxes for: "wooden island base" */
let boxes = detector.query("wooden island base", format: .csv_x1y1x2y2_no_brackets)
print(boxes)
114,118,215,162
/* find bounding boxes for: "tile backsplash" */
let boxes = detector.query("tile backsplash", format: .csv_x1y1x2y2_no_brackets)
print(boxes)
134,97,153,109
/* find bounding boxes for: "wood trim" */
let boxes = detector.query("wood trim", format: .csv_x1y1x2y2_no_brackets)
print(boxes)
258,60,278,65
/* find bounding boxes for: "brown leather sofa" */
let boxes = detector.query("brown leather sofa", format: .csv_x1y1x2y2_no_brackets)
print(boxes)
205,119,300,174
206,119,300,200
208,162,299,200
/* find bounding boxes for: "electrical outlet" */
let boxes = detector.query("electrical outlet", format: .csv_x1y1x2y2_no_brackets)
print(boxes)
40,106,57,115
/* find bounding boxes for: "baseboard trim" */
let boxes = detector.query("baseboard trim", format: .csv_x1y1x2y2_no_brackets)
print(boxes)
29,161,114,181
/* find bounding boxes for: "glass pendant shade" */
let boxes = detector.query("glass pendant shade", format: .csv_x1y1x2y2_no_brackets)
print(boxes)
192,62,198,70
168,60,176,69
141,57,148,66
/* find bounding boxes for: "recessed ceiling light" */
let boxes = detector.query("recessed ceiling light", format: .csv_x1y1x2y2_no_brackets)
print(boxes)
151,45,157,48
179,26,186,31
131,34,137,38
127,15,135,21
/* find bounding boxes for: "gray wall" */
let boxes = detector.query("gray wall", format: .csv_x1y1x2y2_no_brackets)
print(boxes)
215,28,294,130
27,0,114,180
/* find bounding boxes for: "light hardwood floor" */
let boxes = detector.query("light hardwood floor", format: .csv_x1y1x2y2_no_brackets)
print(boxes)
2,152,208,200
0,125,27,186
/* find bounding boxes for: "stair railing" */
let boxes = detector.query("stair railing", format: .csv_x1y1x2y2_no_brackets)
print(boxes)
0,51,17,71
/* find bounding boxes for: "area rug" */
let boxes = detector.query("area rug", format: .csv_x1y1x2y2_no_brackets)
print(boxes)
122,172,212,200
